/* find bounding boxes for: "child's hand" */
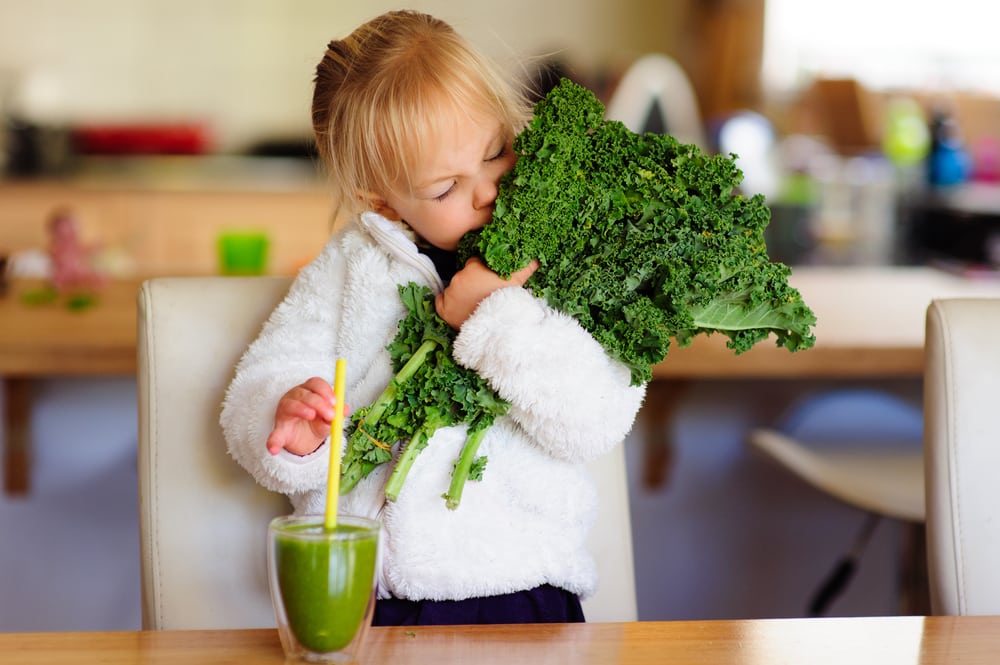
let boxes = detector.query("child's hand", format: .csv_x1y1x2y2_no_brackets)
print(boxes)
266,377,349,456
435,257,539,329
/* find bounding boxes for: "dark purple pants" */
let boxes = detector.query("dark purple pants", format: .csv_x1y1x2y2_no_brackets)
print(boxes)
373,584,585,625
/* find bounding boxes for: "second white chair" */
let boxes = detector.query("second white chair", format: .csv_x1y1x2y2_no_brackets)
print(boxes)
924,298,1000,615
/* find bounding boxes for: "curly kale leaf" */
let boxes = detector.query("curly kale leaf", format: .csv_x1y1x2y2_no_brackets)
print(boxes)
459,78,816,384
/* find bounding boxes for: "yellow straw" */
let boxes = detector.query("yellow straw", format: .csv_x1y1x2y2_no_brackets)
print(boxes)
324,358,347,531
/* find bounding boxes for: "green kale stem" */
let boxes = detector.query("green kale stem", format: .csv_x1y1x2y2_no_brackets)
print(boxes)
337,282,507,508
339,337,440,495
384,424,433,502
386,420,490,509
385,427,428,501
444,425,489,510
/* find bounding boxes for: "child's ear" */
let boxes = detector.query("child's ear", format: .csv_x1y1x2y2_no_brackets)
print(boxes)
358,191,401,221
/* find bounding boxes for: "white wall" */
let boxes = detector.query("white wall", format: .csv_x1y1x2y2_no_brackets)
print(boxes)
0,0,676,151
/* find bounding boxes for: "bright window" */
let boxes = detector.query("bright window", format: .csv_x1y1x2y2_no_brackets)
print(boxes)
763,1,1000,96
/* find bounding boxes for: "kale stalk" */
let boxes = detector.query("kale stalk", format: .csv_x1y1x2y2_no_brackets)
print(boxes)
340,78,816,508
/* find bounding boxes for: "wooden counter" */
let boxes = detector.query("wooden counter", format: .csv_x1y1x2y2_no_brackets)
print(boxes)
1,160,336,277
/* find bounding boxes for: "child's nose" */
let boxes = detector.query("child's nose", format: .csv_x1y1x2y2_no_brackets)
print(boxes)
473,178,498,210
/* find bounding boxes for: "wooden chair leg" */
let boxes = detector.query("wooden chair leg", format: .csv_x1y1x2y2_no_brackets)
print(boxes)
3,377,32,496
900,523,930,615
638,380,688,491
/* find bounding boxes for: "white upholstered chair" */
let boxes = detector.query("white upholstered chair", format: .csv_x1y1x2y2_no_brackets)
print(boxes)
924,298,1000,615
136,276,637,629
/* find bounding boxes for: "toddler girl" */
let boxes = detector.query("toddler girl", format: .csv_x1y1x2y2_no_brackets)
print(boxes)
221,9,646,625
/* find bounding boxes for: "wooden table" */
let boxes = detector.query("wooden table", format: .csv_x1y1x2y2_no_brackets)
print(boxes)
0,279,141,376
6,267,1000,495
3,617,1000,664
0,278,141,493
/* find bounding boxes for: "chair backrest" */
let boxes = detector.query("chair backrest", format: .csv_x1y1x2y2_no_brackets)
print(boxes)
137,276,637,629
582,441,638,622
924,298,1000,615
137,276,292,630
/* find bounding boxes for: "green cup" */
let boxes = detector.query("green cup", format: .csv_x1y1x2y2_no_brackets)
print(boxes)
268,515,380,663
217,231,269,275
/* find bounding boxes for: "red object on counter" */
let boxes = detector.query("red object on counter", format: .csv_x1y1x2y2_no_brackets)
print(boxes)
72,123,211,155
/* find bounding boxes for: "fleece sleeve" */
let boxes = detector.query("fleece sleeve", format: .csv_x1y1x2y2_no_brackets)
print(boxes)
451,286,646,462
219,244,345,496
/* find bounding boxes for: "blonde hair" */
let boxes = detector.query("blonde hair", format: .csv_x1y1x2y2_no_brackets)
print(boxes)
312,10,532,219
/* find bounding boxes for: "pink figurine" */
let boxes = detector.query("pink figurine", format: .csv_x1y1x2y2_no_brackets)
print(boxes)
47,208,105,292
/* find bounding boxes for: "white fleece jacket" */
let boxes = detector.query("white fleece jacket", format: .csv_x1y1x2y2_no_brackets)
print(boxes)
220,211,646,602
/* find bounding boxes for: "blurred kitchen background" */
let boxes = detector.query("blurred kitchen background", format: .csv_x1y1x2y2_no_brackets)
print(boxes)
2,0,998,631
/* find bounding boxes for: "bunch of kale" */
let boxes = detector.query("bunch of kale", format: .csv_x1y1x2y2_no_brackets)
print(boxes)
340,78,816,507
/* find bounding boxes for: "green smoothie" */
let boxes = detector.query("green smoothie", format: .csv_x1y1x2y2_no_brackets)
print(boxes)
274,521,378,653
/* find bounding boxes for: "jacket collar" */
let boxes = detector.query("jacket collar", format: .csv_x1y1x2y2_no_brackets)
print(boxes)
358,211,444,293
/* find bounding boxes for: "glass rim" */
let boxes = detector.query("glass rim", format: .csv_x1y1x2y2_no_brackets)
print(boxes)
268,514,380,541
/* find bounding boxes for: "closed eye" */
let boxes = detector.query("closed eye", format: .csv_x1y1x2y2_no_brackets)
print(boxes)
434,183,455,202
431,141,507,202
486,145,508,162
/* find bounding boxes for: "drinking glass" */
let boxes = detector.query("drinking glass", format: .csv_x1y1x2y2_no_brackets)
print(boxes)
268,514,380,663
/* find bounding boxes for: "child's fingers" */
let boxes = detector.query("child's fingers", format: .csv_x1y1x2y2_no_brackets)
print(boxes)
510,259,540,284
268,416,327,456
277,386,332,423
277,398,319,422
302,376,334,399
267,377,349,456
266,420,296,455
301,376,350,418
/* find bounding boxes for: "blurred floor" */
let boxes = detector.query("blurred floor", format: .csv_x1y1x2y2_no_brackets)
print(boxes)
0,378,141,632
624,379,920,620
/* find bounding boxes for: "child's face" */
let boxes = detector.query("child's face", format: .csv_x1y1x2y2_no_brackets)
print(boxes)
379,112,515,251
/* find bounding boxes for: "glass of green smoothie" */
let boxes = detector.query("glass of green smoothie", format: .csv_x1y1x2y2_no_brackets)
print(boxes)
268,514,380,663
